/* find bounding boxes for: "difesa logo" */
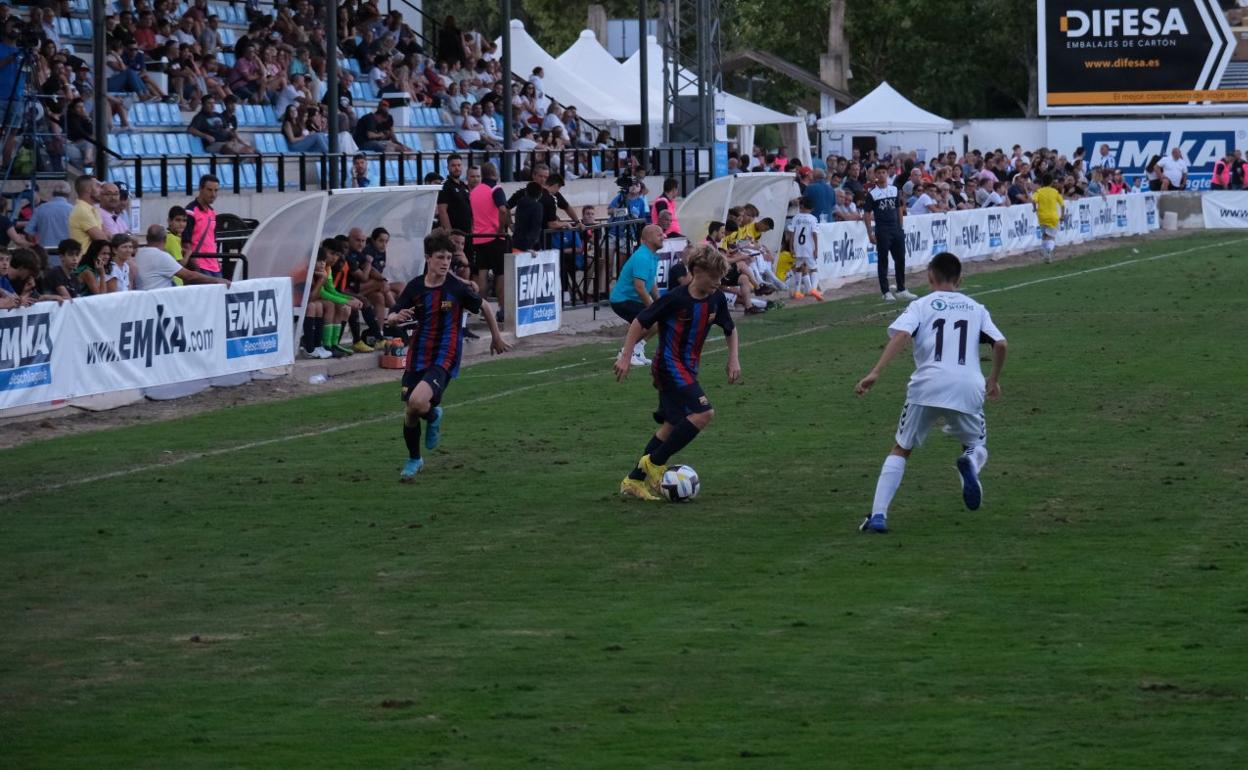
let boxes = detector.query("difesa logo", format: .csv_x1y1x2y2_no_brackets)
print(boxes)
1060,8,1188,38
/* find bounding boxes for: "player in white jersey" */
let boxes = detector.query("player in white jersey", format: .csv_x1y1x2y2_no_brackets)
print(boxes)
786,196,823,300
853,252,1008,533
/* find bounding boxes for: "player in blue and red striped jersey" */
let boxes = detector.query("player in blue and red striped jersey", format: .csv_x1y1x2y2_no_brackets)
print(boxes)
387,231,508,482
614,244,742,500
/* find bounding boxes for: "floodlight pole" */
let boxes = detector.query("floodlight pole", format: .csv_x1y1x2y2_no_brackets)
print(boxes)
93,0,107,179
501,0,513,182
327,1,340,189
639,0,649,146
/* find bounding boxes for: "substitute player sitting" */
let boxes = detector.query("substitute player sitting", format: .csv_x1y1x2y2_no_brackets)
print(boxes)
387,232,509,482
614,244,742,501
853,252,1008,533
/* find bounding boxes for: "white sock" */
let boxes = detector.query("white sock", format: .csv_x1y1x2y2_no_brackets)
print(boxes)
633,340,646,357
750,297,767,308
872,455,907,517
971,444,988,472
808,270,819,291
799,273,810,292
1044,239,1055,255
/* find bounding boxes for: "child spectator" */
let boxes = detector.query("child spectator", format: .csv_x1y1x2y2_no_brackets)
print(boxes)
43,239,82,299
107,234,136,292
167,206,188,285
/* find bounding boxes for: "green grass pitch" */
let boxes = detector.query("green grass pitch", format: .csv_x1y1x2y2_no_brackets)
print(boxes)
2,231,1246,768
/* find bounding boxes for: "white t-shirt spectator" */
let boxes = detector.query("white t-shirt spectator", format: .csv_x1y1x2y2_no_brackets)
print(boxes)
108,260,131,291
909,192,936,215
513,136,538,151
457,115,483,145
134,246,183,290
1090,151,1116,169
986,191,1004,207
541,111,562,132
1157,155,1189,188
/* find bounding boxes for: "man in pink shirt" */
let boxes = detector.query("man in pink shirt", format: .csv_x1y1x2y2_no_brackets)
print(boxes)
97,182,132,237
470,161,510,303
183,174,221,276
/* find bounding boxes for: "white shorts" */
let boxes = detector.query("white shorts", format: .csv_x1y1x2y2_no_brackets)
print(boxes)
1040,225,1058,239
895,402,986,451
794,255,818,270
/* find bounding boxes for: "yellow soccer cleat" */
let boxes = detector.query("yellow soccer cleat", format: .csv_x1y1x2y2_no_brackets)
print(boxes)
638,454,668,495
620,477,661,501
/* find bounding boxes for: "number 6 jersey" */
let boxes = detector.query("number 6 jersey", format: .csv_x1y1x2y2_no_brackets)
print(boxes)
887,291,1005,414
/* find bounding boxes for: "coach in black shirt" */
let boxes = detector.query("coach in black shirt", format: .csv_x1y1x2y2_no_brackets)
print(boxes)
437,153,473,235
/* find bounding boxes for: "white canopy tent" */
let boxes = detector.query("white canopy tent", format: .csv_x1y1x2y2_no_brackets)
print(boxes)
618,35,801,127
816,81,954,159
495,20,634,125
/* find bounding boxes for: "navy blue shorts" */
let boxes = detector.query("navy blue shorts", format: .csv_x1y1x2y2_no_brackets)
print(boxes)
653,382,712,425
401,366,450,406
611,300,645,323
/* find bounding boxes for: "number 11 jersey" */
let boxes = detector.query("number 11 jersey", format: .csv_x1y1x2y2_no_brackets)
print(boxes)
887,291,1005,414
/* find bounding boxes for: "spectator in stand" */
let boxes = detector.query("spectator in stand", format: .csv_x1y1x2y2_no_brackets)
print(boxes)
471,161,510,302
1090,143,1116,171
351,153,371,188
438,15,466,67
64,98,95,168
132,224,231,290
456,102,496,149
97,183,131,237
282,104,330,153
27,182,73,256
190,96,255,155
0,249,49,309
107,233,137,292
228,42,265,103
0,198,30,250
75,239,113,296
834,189,862,221
69,175,107,251
1157,147,1189,191
43,239,82,299
354,100,409,153
1007,175,1032,205
184,174,222,277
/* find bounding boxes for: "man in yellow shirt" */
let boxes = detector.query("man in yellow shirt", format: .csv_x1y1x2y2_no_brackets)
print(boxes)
68,175,106,251
1032,174,1064,264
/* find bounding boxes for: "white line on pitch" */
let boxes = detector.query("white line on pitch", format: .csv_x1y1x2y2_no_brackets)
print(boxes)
5,234,1240,504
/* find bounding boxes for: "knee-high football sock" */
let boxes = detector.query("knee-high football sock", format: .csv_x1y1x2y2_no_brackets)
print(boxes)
628,434,666,480
363,307,381,339
650,418,701,466
403,419,422,460
872,455,907,517
302,315,318,351
348,311,362,343
322,323,339,348
970,444,988,472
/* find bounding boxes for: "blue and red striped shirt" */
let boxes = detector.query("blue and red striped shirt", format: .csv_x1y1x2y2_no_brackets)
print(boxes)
393,274,484,377
637,285,735,390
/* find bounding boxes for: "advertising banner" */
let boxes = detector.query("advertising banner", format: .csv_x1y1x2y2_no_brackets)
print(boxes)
1046,119,1245,190
513,249,561,337
1202,191,1248,227
656,238,689,293
810,196,1159,291
0,279,294,412
1038,0,1245,115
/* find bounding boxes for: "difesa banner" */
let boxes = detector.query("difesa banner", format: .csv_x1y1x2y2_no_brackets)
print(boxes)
1038,0,1245,115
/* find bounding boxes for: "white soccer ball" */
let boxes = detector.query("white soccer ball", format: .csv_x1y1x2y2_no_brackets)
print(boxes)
660,465,700,502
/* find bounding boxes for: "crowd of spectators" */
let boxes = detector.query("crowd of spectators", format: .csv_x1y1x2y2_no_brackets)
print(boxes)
0,171,230,310
0,1,609,175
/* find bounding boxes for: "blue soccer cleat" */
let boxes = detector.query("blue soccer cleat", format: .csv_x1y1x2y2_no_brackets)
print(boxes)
859,513,888,533
956,455,982,510
400,458,424,482
424,407,443,450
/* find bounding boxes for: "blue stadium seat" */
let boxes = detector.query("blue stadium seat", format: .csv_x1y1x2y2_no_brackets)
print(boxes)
159,102,181,126
262,105,278,124
354,105,371,119
167,133,193,155
396,132,421,149
109,134,135,157
187,136,206,154
219,28,238,47
261,163,279,188
350,81,376,101
345,59,362,76
435,133,456,152
56,18,73,38
216,51,237,67
109,166,136,190
141,165,161,192
591,155,603,174
68,0,89,12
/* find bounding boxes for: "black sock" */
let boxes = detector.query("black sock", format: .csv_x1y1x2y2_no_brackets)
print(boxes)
628,434,666,480
348,312,362,343
301,316,317,351
310,317,324,349
403,420,422,459
363,307,381,339
650,418,701,465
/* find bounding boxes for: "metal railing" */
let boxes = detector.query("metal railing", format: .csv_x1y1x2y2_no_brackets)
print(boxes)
107,146,712,198
536,218,647,310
